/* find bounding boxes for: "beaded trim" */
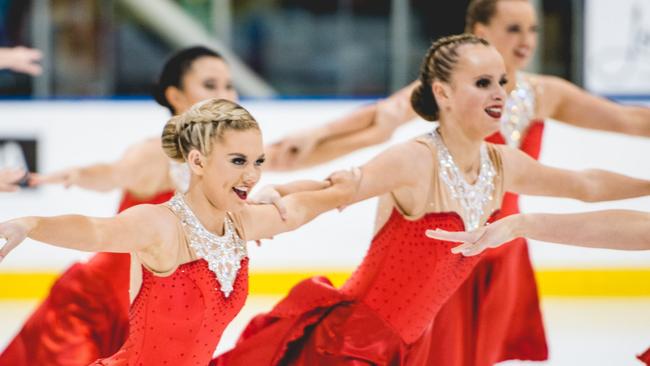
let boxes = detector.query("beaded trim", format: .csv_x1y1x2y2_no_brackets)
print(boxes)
430,129,496,231
168,194,247,298
500,72,536,148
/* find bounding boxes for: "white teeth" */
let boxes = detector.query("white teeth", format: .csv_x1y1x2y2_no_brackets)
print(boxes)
486,107,502,113
234,186,249,192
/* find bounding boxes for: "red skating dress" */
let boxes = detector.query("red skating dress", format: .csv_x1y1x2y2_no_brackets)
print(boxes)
0,190,173,366
92,194,249,365
212,133,506,366
425,73,548,366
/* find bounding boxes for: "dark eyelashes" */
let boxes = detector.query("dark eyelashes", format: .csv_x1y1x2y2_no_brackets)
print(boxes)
476,79,490,88
231,158,265,166
506,25,538,33
476,78,508,88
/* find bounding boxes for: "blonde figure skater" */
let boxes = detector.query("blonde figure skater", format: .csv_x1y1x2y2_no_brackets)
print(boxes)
0,98,360,365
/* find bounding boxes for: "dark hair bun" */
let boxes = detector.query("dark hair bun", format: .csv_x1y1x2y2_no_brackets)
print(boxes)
410,82,439,121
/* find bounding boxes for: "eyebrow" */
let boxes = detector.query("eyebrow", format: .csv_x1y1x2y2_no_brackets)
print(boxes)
228,153,266,160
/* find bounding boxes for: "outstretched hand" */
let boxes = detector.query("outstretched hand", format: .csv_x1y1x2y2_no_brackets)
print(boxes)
266,130,321,171
425,218,517,256
0,219,32,263
30,168,79,188
1,46,43,76
326,167,362,211
247,185,289,221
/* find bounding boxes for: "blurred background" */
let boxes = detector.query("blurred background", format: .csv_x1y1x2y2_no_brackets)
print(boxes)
0,0,582,98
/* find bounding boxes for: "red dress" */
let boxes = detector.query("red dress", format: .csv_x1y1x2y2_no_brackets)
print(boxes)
424,121,548,366
214,209,503,366
91,194,249,365
0,190,173,366
212,140,506,366
92,258,249,365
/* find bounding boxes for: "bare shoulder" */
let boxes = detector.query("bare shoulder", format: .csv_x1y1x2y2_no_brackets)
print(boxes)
403,134,437,158
118,203,176,230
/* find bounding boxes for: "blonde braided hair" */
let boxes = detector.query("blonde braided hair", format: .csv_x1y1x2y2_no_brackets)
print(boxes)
410,34,490,121
161,98,260,162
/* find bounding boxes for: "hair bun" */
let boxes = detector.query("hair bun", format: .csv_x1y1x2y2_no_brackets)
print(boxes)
410,82,439,121
161,115,185,162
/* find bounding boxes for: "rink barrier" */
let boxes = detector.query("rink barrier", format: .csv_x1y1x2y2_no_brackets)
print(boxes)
0,268,649,299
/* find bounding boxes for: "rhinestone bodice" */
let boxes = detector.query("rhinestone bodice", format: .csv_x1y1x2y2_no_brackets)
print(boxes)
93,195,249,365
500,73,536,148
430,129,496,231
167,194,248,298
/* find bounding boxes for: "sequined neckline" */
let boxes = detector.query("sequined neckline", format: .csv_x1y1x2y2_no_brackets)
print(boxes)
167,194,248,298
500,72,536,148
429,129,496,231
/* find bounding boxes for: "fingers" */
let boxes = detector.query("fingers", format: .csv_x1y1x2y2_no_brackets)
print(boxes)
0,235,20,263
426,228,488,256
30,171,69,186
464,248,485,256
264,143,289,171
10,47,43,76
318,180,332,189
327,167,360,184
451,242,475,254
425,229,474,243
275,140,299,163
272,196,288,221
351,167,361,180
449,241,486,256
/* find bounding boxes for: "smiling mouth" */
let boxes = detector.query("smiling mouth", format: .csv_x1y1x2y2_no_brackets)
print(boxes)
232,187,248,200
485,106,503,119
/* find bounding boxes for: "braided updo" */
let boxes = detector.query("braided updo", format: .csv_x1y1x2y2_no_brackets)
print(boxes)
410,34,490,121
161,98,260,162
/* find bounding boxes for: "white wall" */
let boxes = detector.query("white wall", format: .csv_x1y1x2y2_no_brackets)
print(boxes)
1,99,649,271
584,0,650,94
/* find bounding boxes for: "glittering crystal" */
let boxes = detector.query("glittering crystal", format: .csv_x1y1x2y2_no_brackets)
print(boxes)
500,73,536,148
168,194,247,298
430,129,496,231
